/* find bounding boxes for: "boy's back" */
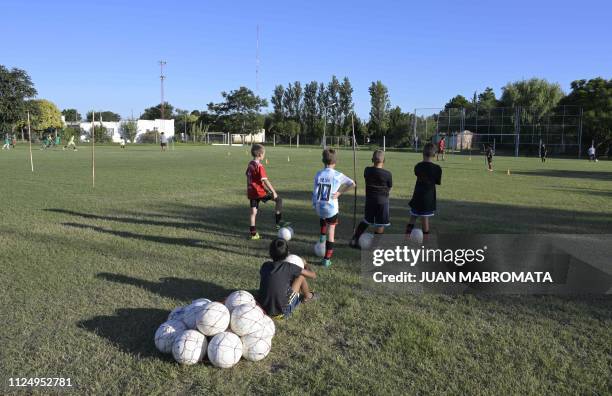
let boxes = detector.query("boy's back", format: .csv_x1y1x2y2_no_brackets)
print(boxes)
258,260,301,316
312,167,352,219
246,159,268,199
410,161,442,213
364,166,392,203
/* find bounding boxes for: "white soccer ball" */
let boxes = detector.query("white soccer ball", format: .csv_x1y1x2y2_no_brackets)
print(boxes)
278,226,293,241
182,301,211,329
358,233,374,249
410,228,424,244
192,298,211,306
314,241,326,257
285,254,304,269
172,329,207,365
230,304,265,336
154,319,187,354
207,332,243,368
195,302,230,336
251,315,276,338
224,290,256,312
168,305,189,322
241,334,272,362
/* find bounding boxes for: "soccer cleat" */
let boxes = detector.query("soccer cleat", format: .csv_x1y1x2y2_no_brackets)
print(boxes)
249,233,261,240
321,258,332,268
319,235,326,243
275,221,292,230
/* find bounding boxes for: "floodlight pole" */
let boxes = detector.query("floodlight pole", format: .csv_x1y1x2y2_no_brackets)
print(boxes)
322,102,338,149
159,60,166,144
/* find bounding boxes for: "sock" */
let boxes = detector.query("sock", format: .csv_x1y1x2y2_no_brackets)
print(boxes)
320,220,328,241
324,241,334,259
275,213,281,224
406,223,415,234
353,222,369,241
249,226,256,236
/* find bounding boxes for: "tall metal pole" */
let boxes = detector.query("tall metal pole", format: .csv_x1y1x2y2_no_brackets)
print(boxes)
27,111,33,172
92,111,95,187
412,109,417,151
578,107,583,158
351,113,357,232
256,25,260,94
159,60,166,144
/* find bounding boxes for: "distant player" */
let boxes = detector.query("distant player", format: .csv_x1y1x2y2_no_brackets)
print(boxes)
63,135,77,151
54,134,61,148
588,145,597,162
540,143,547,162
2,134,10,150
246,144,289,240
350,149,392,248
406,143,442,239
10,134,16,148
436,135,446,161
120,137,126,149
485,144,494,171
257,239,318,319
313,149,356,267
160,132,168,151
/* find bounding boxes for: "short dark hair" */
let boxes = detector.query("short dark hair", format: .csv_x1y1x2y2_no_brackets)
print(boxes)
372,149,385,164
251,144,265,158
423,143,436,157
322,149,337,165
269,238,289,261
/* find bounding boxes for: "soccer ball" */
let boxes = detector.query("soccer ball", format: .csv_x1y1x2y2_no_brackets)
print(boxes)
285,254,304,269
207,332,243,368
410,228,424,244
278,226,294,241
230,304,265,336
358,233,374,249
224,290,256,312
192,298,211,305
314,241,326,257
167,305,189,322
154,319,187,354
251,315,276,338
182,302,210,329
241,334,272,362
172,329,207,365
195,302,231,336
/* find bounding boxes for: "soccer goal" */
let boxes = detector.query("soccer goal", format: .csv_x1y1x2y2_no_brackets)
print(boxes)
206,132,230,145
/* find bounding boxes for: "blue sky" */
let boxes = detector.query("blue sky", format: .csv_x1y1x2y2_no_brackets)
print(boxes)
2,0,610,119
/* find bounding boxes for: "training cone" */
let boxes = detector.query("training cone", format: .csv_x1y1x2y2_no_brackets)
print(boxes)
507,169,511,175
265,159,268,164
287,157,290,162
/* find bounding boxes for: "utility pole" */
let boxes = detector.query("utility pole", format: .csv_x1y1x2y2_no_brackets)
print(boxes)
159,60,166,144
256,25,260,94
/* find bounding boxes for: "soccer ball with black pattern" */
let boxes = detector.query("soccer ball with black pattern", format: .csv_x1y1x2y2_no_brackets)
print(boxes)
230,304,265,336
207,332,243,368
224,290,256,312
195,302,230,336
172,329,207,365
155,319,187,354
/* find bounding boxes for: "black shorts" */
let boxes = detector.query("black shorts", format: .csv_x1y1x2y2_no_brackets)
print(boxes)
250,193,274,208
161,142,167,147
320,214,339,225
364,200,390,226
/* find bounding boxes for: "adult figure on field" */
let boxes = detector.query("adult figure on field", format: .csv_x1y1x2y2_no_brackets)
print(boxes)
160,132,168,151
436,135,446,161
588,145,597,162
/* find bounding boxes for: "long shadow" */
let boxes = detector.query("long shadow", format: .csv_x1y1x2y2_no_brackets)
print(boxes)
548,187,612,199
96,272,234,301
78,308,169,359
512,169,612,182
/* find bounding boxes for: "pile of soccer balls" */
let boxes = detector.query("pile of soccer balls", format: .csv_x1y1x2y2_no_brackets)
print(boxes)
154,290,275,368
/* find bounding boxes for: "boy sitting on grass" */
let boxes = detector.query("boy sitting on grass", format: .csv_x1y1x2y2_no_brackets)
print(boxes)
350,149,392,248
258,239,318,319
246,144,290,240
406,143,442,239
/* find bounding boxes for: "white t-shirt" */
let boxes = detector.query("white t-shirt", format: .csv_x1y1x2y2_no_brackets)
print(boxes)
588,147,595,156
160,134,168,144
312,167,355,219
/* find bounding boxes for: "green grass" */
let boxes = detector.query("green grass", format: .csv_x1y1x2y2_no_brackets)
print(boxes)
0,144,610,395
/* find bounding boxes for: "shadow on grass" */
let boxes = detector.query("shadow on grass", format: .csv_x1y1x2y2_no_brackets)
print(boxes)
78,307,169,359
511,169,612,181
96,272,234,301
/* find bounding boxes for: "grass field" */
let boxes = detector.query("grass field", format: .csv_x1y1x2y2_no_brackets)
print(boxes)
0,144,611,395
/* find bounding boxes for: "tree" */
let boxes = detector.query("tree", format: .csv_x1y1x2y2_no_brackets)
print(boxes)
62,108,82,122
317,82,328,119
387,106,413,147
141,102,175,120
89,123,111,143
0,65,37,134
86,111,121,122
22,99,63,132
271,85,285,121
120,120,138,142
368,81,391,137
62,125,83,142
303,81,319,136
500,78,564,121
327,76,341,134
444,95,471,110
207,87,267,136
477,87,498,110
339,77,354,134
174,109,199,141
560,77,612,153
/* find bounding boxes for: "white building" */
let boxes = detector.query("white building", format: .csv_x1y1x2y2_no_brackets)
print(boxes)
62,117,174,143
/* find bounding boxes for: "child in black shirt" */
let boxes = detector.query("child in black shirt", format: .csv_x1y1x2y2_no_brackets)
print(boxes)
406,143,442,238
258,239,318,318
350,150,392,247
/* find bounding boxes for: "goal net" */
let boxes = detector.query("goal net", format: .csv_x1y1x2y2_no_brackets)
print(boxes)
206,132,229,145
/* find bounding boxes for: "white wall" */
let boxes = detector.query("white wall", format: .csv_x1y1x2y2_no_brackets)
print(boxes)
77,119,175,143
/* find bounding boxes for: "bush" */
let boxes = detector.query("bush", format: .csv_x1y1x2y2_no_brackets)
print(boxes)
138,130,158,143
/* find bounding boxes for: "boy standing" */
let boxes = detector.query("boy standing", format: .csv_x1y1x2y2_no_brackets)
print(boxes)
485,144,494,171
313,149,356,267
258,239,318,318
540,143,547,163
246,144,288,240
588,145,596,161
350,149,392,248
64,135,77,151
406,143,442,239
160,132,168,151
436,136,446,161
2,134,10,150
120,137,126,149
